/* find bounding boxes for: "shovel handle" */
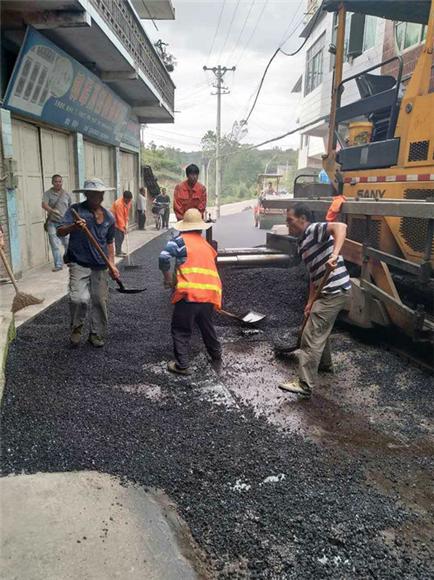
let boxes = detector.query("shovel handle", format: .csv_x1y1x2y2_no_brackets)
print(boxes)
71,208,118,280
299,264,334,336
0,247,20,293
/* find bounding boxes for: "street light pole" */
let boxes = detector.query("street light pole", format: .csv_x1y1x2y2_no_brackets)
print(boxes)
203,64,235,219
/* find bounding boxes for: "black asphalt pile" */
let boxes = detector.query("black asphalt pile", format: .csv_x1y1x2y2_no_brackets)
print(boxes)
1,234,433,579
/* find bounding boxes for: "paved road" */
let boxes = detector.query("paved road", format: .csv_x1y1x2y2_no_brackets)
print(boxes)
212,208,266,248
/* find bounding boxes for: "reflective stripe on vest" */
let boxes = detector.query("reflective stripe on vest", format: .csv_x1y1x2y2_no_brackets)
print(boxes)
172,232,222,308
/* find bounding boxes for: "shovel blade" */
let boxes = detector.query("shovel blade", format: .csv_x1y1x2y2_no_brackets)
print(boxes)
117,287,146,294
241,311,266,324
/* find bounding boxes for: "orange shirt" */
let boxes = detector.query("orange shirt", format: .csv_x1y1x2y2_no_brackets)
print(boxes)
173,180,207,220
111,198,131,231
326,195,346,222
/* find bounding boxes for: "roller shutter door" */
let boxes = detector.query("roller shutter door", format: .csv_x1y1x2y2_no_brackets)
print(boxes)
11,119,48,271
120,150,138,226
40,128,76,201
84,141,115,208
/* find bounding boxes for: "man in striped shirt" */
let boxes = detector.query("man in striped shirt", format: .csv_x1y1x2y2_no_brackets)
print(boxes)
279,204,351,399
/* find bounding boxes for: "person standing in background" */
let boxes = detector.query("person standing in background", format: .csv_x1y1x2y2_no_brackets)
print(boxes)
137,187,147,230
155,187,171,228
42,174,72,271
111,190,133,256
173,164,207,220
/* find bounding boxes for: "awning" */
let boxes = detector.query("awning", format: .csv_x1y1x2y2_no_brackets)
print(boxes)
323,0,431,25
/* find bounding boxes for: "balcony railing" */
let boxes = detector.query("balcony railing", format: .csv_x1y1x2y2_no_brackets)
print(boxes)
89,0,175,109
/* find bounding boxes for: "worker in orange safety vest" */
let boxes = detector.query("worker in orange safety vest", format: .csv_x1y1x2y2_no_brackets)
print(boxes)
111,190,132,256
159,208,222,375
326,172,346,222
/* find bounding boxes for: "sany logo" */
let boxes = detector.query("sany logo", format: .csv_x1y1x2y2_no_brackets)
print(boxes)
356,189,386,199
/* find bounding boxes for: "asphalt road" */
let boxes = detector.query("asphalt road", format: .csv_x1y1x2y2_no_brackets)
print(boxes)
1,219,433,579
212,208,266,248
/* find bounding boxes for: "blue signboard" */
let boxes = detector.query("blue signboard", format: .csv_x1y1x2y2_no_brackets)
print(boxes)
4,27,140,147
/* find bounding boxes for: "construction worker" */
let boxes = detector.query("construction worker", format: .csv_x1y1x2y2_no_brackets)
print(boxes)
42,174,72,272
173,164,207,220
279,203,351,399
57,178,119,348
111,190,133,256
326,172,346,222
159,208,222,375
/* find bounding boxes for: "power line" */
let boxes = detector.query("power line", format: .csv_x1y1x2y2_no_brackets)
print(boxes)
226,0,256,64
235,0,269,66
207,0,226,63
217,0,241,62
243,8,321,123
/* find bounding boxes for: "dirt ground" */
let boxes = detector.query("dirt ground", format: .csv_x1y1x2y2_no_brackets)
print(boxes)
1,234,433,579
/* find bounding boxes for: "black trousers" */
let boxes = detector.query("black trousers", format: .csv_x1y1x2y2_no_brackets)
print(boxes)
162,209,170,228
171,301,222,369
114,228,125,254
137,210,146,230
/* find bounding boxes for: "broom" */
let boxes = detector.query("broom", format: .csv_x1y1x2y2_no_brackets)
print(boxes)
0,247,44,313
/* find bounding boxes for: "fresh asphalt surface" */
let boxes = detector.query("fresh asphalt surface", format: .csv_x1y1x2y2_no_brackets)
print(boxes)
1,212,433,578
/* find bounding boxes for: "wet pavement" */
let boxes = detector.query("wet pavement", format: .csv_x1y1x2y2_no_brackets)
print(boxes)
1,231,433,579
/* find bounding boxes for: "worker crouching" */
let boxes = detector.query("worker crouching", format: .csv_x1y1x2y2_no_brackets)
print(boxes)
159,208,222,375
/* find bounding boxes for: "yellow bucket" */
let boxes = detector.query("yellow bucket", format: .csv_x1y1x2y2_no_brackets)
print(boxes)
348,121,373,146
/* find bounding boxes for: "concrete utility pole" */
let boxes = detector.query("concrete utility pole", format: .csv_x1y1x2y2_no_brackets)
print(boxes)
203,65,235,218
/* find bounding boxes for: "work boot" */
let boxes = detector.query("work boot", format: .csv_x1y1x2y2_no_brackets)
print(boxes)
210,357,223,374
88,333,105,348
70,326,82,347
167,361,192,375
278,379,311,399
318,364,334,374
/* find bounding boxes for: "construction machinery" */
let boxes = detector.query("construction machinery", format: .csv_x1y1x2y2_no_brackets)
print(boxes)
262,0,434,344
254,173,289,229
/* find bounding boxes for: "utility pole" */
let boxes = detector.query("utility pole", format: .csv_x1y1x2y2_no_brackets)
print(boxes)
203,65,235,218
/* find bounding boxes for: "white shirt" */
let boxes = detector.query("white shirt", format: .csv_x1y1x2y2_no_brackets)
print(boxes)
137,194,146,211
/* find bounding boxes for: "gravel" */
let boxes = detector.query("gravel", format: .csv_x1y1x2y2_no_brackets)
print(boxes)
1,233,433,579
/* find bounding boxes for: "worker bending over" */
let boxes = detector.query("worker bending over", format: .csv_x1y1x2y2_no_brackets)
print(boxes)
279,204,351,399
173,164,207,220
58,178,119,348
159,208,222,375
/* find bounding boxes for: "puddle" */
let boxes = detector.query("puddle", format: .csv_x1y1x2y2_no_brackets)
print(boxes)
221,341,434,458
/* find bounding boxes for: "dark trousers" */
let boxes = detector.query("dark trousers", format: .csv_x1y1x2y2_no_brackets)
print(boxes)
137,210,146,230
114,228,124,254
163,209,170,228
171,301,222,369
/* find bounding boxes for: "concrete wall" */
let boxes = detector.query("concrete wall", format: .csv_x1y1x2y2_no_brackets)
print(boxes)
0,129,9,279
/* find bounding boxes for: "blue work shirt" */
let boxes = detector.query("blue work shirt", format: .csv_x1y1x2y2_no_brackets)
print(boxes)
59,202,115,269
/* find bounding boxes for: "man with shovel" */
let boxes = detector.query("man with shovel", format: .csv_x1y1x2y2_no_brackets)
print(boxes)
57,178,119,348
111,190,133,257
159,208,222,375
278,204,351,399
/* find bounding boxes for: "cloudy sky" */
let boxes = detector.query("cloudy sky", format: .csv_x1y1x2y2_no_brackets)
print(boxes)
142,0,306,151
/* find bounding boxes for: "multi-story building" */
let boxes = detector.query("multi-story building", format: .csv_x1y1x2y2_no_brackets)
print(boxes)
293,1,385,173
0,0,175,276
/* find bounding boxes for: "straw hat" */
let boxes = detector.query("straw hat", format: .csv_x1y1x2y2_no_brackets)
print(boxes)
175,208,212,231
73,177,115,193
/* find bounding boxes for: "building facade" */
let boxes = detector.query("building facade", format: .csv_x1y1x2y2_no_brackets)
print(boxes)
294,2,386,173
0,0,175,276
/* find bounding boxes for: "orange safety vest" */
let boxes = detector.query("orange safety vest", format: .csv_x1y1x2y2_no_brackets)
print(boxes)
172,232,222,309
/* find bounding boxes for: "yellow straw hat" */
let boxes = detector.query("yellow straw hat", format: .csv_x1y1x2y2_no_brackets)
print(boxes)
175,208,212,231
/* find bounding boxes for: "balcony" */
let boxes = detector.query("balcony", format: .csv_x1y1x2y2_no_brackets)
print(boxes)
131,0,175,20
1,0,175,123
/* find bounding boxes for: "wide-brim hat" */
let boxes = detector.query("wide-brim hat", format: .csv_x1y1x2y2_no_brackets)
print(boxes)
175,208,212,231
73,177,115,193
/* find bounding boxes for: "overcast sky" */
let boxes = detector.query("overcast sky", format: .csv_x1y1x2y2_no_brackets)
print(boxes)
142,0,306,151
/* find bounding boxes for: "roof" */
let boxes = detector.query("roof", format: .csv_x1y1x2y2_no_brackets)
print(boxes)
322,0,431,25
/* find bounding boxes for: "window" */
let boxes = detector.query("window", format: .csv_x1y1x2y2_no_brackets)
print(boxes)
363,16,377,51
305,34,325,95
395,22,426,52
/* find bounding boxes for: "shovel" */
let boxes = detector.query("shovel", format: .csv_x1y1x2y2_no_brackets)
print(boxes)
219,308,266,325
275,264,333,355
71,208,145,294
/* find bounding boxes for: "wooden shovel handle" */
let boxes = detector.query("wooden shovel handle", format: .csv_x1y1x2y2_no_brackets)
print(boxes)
299,264,334,335
70,208,118,278
0,247,20,293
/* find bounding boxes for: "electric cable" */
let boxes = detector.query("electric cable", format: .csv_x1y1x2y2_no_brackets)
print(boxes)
217,0,241,62
226,0,256,64
207,0,227,63
235,0,270,65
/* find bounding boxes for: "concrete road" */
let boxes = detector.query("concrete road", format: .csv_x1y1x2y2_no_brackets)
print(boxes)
212,208,266,248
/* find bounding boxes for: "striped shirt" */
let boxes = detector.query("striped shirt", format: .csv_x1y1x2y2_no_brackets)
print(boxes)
159,234,187,272
298,222,351,294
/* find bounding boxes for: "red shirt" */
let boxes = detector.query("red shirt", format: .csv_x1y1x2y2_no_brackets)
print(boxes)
111,198,131,231
326,195,346,222
173,180,207,220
